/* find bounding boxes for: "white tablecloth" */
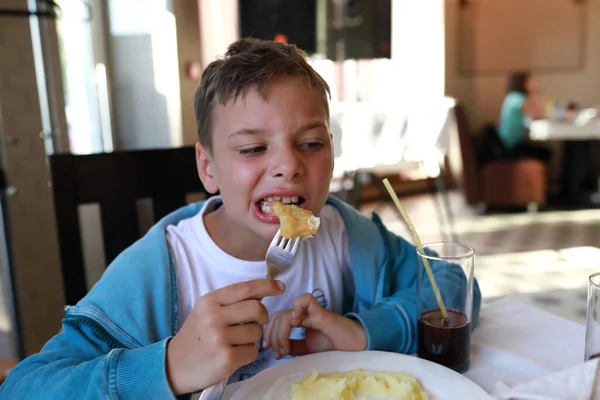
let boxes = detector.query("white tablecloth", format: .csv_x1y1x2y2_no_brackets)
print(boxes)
529,118,600,141
466,298,584,392
220,298,585,398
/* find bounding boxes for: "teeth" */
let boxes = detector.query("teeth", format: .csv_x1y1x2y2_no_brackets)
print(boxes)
260,195,300,205
260,203,272,214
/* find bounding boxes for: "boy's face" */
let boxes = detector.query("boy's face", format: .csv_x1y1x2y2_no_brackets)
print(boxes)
197,76,334,241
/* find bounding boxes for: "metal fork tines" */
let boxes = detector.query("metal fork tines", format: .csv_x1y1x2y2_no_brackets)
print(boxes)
266,232,301,279
199,230,303,400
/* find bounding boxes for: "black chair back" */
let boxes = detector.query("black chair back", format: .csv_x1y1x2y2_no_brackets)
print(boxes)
49,146,209,305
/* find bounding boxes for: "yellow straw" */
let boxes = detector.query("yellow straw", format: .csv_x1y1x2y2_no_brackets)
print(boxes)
382,178,448,319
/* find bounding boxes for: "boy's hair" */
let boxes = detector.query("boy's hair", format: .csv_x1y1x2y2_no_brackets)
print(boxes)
193,38,331,153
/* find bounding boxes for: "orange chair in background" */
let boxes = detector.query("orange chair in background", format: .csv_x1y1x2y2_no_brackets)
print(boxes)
451,103,547,211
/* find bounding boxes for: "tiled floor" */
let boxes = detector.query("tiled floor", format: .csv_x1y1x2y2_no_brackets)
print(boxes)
365,191,600,325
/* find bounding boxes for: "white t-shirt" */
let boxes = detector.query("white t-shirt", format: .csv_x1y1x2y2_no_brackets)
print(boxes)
166,196,352,383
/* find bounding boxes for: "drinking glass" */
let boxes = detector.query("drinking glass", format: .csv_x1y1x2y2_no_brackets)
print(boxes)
585,272,600,361
416,242,475,373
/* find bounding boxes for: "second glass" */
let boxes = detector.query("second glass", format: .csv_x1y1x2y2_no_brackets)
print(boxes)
416,242,475,373
585,272,600,361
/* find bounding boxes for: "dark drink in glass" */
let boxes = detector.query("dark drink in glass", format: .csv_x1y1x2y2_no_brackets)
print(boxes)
416,242,475,373
417,308,470,373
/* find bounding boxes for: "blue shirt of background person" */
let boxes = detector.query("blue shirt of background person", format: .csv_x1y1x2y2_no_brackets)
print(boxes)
498,71,544,149
499,91,527,149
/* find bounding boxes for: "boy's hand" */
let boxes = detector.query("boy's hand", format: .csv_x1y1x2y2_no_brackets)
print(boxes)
166,279,285,395
263,293,366,360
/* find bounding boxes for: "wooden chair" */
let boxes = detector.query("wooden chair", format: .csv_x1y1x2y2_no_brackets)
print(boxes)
0,359,18,385
49,146,210,306
452,103,547,210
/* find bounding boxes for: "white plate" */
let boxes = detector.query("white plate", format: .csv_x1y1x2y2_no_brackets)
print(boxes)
230,350,493,400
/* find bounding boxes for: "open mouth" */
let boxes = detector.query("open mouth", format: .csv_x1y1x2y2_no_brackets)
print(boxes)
257,196,306,214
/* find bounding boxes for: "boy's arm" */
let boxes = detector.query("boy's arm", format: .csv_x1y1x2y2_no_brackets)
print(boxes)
0,321,177,399
346,229,482,355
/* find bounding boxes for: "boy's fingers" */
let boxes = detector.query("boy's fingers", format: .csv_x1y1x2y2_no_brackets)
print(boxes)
291,294,312,318
263,317,273,349
224,299,269,326
263,311,287,349
226,323,263,346
291,294,322,327
275,316,292,357
214,279,285,306
270,317,283,359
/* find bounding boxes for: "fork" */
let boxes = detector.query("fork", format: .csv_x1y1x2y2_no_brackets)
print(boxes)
199,230,302,400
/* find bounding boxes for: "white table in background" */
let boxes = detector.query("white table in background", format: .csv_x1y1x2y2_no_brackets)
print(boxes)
529,118,600,141
529,117,600,203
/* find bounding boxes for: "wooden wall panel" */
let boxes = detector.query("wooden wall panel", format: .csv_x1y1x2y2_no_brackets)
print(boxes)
459,0,586,75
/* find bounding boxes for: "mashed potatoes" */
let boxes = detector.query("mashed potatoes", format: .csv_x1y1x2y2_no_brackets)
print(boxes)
291,369,431,400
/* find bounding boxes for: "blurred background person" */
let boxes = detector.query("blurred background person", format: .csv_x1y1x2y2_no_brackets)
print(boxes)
498,71,551,163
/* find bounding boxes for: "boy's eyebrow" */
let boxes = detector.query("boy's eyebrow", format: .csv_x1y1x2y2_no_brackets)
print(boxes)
296,122,328,133
228,123,327,138
228,128,265,138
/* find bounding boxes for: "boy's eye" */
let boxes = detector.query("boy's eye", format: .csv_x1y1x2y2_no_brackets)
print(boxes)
238,146,267,156
301,141,324,150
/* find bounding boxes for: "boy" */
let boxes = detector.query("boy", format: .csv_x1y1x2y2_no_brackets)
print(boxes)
0,38,481,398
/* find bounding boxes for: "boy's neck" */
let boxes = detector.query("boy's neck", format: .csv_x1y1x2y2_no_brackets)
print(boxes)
203,207,271,262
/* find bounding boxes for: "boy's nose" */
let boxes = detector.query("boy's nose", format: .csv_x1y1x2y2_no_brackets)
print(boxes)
270,150,304,180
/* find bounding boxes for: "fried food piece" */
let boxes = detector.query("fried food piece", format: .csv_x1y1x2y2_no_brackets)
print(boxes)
270,201,320,239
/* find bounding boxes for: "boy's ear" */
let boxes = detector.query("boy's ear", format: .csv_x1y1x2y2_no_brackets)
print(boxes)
196,142,219,194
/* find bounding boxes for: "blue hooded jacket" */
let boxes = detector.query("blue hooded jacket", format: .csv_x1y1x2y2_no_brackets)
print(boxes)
0,196,481,399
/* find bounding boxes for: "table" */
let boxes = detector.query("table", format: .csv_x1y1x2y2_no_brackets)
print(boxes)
466,298,584,392
529,117,600,203
217,298,584,398
529,118,600,141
